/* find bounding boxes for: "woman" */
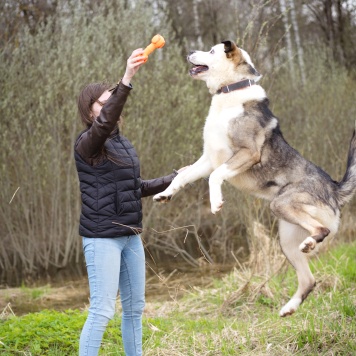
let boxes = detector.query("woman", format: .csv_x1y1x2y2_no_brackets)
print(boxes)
75,48,179,356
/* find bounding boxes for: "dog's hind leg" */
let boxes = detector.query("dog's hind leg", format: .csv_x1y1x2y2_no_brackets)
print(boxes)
278,219,316,317
270,197,333,254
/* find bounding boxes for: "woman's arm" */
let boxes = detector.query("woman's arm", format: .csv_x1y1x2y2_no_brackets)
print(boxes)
75,49,145,161
141,172,178,197
75,82,132,160
141,166,191,197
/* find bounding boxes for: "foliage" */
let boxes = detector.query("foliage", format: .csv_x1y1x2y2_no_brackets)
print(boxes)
0,0,186,284
0,242,355,355
0,309,85,355
0,0,356,285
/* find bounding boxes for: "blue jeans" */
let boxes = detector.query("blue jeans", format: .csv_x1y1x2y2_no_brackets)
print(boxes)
79,235,145,356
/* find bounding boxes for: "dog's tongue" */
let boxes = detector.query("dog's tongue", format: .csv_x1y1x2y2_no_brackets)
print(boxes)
189,65,209,75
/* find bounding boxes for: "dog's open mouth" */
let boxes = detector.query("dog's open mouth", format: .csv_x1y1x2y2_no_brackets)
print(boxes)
189,65,209,76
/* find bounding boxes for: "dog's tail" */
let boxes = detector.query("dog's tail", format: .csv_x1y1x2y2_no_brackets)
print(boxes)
337,122,356,207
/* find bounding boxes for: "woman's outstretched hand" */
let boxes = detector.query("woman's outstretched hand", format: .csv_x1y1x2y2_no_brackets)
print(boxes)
122,48,146,86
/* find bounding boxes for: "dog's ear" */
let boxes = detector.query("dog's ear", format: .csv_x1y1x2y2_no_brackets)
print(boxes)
222,40,238,58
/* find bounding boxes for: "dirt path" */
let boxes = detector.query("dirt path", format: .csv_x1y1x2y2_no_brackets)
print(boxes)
0,267,229,316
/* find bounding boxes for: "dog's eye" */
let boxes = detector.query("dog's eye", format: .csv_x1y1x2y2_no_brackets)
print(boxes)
210,49,215,54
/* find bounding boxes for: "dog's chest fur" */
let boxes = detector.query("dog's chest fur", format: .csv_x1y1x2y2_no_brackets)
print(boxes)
203,88,267,168
203,102,241,167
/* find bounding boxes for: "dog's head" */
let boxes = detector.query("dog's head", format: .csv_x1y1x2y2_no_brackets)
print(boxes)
187,40,261,94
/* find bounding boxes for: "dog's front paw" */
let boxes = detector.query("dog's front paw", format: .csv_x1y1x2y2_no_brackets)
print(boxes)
210,197,224,214
299,236,316,253
153,193,172,203
211,201,224,214
210,187,224,214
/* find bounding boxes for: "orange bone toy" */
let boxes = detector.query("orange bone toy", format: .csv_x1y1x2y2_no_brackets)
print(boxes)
143,34,165,62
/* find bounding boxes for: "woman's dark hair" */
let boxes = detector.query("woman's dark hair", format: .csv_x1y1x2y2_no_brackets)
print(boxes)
77,82,112,127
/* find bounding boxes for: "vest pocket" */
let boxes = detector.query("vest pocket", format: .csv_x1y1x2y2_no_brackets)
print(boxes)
115,191,123,215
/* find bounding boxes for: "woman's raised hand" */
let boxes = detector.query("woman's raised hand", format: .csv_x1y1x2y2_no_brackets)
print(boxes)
122,48,146,86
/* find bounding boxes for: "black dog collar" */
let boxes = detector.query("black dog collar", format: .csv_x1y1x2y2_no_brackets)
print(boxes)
216,79,255,94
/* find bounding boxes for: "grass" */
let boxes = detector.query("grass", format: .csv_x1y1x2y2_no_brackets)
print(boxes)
0,242,355,355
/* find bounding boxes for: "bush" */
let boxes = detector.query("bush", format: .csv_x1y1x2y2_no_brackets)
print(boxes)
1,0,355,285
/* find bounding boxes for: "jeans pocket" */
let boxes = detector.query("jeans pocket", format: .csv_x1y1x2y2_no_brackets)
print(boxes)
82,236,90,250
82,237,95,263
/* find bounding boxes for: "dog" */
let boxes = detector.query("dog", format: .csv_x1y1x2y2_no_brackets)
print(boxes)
153,40,356,317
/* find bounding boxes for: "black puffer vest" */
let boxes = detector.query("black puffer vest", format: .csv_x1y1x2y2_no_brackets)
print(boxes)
74,81,176,238
75,132,143,237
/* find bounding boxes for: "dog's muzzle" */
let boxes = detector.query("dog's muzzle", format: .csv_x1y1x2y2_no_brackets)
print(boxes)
187,51,209,76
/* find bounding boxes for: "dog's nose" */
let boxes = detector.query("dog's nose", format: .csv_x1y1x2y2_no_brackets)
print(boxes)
187,51,195,61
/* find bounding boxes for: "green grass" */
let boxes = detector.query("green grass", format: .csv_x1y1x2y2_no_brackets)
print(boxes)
1,242,355,355
0,310,85,355
18,284,50,301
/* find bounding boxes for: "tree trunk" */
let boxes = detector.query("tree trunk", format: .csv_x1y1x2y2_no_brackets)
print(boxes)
193,0,203,48
335,0,346,65
288,0,305,83
279,0,295,80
